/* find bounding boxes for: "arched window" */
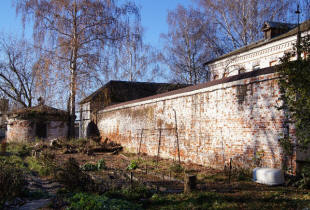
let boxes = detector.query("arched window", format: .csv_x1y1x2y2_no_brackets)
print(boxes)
223,72,229,77
238,68,246,74
269,60,277,66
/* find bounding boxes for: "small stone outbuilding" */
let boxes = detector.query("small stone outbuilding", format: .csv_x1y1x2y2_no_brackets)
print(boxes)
6,105,69,142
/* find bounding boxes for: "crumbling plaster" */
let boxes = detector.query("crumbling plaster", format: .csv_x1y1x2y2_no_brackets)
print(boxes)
97,71,296,170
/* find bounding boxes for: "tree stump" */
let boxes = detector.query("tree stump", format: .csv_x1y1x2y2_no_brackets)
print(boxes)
184,174,196,193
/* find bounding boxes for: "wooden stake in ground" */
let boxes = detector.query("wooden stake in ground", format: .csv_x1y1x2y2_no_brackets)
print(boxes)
173,109,181,165
130,172,133,189
156,127,162,164
228,158,232,184
184,174,196,193
138,129,144,156
145,164,148,174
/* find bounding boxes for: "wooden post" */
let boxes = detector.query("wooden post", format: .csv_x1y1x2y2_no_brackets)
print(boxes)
173,109,181,165
184,174,196,193
130,172,133,189
156,128,162,164
138,129,144,156
228,158,232,184
145,164,148,174
169,170,172,180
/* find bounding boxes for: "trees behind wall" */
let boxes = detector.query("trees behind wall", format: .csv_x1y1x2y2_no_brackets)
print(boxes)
7,0,310,137
161,1,297,84
161,5,215,85
14,0,140,137
0,37,39,108
197,0,295,52
108,18,162,82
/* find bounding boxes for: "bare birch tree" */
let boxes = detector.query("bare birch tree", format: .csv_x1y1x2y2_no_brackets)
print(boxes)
0,37,38,108
198,0,294,51
161,5,215,85
111,19,161,82
15,0,139,136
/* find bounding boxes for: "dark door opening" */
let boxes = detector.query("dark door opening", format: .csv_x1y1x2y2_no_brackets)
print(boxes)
36,122,47,139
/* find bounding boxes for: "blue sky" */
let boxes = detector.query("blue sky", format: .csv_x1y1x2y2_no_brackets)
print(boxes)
134,0,192,47
0,0,193,48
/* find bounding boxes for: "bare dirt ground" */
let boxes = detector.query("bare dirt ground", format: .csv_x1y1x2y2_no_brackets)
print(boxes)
4,139,310,210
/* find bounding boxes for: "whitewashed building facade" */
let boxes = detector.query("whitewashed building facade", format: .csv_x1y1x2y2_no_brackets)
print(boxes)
206,20,310,79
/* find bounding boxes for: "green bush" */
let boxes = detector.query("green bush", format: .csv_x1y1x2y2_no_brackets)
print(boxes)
66,138,88,152
233,167,251,181
0,160,27,207
127,160,138,170
55,158,94,191
299,165,310,189
97,158,106,170
25,156,52,176
25,151,56,176
170,163,184,174
81,163,98,171
67,192,142,210
105,185,153,201
7,143,32,158
0,155,26,169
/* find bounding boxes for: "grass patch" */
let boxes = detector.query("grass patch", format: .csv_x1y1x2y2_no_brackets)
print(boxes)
67,192,143,210
104,185,153,201
55,158,95,192
0,155,27,169
146,190,310,209
25,156,53,176
81,163,98,171
7,142,32,158
127,160,139,170
97,158,106,170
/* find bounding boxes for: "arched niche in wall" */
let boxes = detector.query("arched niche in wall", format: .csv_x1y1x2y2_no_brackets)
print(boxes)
86,121,100,138
36,121,47,139
238,67,246,74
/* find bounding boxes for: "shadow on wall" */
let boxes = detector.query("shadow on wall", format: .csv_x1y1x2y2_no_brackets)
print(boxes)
237,78,285,170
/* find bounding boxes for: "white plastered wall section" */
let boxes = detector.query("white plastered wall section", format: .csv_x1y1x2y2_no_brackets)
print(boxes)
79,102,91,138
208,32,309,79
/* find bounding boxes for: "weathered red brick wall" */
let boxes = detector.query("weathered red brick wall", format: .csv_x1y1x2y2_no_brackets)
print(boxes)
7,119,35,142
98,71,295,170
6,119,68,142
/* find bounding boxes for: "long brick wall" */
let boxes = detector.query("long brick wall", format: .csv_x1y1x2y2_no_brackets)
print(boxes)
97,68,295,170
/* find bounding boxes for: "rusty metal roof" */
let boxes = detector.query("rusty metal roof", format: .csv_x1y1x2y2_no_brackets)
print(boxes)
262,21,296,31
79,80,190,104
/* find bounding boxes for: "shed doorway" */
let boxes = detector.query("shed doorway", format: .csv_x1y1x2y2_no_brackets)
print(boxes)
36,122,47,138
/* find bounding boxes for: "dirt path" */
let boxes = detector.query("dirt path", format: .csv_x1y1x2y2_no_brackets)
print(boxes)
16,176,61,210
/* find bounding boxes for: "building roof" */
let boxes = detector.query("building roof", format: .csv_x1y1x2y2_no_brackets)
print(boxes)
205,19,310,65
79,80,191,104
8,105,69,120
262,21,296,31
100,66,276,112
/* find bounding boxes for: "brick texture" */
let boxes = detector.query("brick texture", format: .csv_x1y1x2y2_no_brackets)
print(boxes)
6,119,68,142
98,72,295,170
